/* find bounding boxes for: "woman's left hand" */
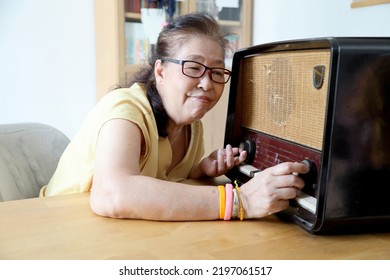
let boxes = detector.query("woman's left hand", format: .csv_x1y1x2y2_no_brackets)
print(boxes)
199,144,247,177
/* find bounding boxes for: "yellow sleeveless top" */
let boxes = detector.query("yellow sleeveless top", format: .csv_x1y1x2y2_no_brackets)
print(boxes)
40,83,204,196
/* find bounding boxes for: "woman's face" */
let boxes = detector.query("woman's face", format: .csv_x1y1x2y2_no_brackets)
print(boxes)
155,36,226,126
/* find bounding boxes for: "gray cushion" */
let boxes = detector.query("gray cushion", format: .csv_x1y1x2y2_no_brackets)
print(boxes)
0,123,70,201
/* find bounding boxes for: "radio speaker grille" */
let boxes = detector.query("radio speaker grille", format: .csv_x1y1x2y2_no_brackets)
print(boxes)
240,50,330,150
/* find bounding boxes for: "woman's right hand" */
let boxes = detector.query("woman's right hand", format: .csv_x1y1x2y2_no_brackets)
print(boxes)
240,162,310,218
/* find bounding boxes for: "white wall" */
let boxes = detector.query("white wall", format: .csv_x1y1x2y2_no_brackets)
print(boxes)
0,0,96,139
253,0,390,45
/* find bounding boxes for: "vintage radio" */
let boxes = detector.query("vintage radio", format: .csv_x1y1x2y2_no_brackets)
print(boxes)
224,37,390,234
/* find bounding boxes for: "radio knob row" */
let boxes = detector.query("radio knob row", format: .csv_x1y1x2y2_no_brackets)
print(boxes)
237,161,317,182
236,163,318,214
238,139,318,190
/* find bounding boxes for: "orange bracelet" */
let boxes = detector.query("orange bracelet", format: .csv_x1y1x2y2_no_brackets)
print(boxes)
224,183,233,220
218,185,226,220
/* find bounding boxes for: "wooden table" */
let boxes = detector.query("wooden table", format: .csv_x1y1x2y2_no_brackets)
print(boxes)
1,192,390,260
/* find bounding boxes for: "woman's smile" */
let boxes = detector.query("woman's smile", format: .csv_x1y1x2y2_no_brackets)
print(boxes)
187,94,213,104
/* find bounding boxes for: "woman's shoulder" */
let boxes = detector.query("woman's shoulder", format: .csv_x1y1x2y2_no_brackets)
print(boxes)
105,83,147,101
99,83,150,110
83,83,153,127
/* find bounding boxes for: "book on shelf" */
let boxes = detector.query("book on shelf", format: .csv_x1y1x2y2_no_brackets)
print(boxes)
125,22,150,65
124,0,158,13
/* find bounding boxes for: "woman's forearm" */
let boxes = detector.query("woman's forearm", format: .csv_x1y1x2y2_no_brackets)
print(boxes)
90,175,220,221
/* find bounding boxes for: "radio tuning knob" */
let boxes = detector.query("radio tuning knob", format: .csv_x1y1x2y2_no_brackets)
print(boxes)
300,159,318,191
238,139,256,164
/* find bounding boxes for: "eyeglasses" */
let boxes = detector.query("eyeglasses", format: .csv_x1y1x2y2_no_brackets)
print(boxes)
161,58,232,84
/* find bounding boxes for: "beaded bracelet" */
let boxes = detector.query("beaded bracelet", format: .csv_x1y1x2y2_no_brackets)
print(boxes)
218,185,226,220
234,180,245,220
224,183,233,220
231,188,239,219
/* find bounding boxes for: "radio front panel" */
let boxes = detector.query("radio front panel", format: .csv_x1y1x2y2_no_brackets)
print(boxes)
227,48,331,222
225,37,390,234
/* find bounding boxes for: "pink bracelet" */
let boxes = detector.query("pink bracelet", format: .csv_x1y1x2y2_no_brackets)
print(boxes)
224,183,233,220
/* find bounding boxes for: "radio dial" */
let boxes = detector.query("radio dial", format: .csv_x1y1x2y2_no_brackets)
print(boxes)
300,159,318,191
239,139,256,164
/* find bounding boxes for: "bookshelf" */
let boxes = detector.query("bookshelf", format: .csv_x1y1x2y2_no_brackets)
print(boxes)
94,0,253,155
123,0,181,80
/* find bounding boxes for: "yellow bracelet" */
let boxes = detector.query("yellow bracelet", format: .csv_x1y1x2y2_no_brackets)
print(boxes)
218,185,226,220
234,180,245,221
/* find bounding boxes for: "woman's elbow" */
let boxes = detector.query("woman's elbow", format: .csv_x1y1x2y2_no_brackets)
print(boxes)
89,188,128,219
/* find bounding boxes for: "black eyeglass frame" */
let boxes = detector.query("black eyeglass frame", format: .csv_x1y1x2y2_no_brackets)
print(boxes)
160,58,232,84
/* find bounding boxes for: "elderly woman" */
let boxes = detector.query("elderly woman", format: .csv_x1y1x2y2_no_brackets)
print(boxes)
41,13,308,221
